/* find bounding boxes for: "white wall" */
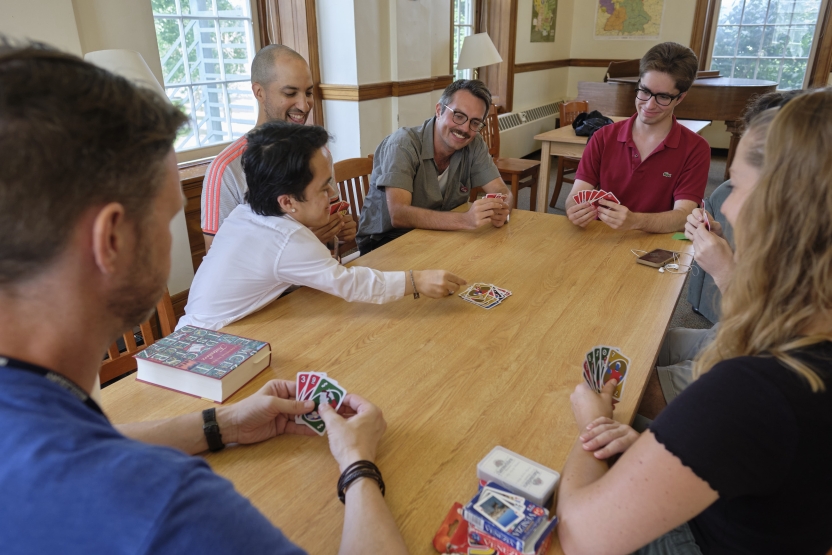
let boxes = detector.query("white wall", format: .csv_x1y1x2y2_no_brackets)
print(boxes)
0,0,82,55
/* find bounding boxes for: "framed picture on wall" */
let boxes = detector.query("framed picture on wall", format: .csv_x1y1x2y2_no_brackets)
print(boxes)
531,0,557,42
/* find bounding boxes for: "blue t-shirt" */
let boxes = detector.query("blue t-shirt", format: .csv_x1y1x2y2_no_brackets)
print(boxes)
0,365,307,555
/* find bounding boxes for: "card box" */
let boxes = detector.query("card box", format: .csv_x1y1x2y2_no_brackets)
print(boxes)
477,446,560,508
463,482,550,552
135,325,271,402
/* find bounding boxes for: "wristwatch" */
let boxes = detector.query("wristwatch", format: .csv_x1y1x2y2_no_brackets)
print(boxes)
202,408,225,452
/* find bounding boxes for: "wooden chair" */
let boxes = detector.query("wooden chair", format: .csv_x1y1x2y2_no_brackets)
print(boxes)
469,105,540,211
549,100,589,209
333,155,374,253
100,289,177,385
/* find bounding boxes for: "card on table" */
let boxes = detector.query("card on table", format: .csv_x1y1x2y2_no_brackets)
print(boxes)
458,283,512,310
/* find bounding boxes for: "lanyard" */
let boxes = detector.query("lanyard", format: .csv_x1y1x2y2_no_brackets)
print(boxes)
0,355,104,416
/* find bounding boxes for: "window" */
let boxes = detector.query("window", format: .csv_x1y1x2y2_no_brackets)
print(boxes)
151,0,257,151
453,0,476,80
710,0,824,89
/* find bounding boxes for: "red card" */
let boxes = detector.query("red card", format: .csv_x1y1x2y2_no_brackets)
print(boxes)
703,210,711,231
329,201,350,215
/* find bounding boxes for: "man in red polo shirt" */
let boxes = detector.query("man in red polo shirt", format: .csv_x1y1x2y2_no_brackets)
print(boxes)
565,42,710,233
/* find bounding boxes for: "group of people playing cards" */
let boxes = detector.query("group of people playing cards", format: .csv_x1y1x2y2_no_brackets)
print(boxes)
1,32,830,555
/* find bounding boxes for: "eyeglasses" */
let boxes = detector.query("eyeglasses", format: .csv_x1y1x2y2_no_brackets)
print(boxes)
634,82,683,106
441,104,486,132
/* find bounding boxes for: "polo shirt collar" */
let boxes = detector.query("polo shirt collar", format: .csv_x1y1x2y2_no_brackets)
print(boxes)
618,114,682,149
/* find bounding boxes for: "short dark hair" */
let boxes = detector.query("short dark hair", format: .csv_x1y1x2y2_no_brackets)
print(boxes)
242,121,331,217
439,79,492,120
741,89,803,129
0,39,187,286
639,42,699,94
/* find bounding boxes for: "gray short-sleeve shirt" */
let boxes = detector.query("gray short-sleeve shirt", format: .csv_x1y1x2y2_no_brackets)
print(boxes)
356,117,500,246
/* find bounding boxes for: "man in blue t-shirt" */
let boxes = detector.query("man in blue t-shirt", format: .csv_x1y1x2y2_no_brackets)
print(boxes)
0,41,408,555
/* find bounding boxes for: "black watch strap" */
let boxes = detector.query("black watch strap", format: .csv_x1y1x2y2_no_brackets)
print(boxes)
202,408,225,452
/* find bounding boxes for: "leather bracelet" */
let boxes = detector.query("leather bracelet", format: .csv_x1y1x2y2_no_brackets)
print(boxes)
409,269,419,299
337,460,385,503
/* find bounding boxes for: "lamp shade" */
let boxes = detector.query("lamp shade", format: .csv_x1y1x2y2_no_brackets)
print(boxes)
456,32,503,71
84,49,168,101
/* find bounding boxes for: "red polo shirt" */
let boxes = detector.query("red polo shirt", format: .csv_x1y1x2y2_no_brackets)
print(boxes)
575,114,710,213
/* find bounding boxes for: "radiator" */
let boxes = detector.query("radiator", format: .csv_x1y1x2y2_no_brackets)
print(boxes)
497,101,562,159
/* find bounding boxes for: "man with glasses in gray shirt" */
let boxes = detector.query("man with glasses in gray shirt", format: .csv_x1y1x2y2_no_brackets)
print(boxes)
356,80,512,255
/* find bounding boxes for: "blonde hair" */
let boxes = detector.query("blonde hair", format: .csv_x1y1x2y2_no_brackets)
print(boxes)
694,89,832,391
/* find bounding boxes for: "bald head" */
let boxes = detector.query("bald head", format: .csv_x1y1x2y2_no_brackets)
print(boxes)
251,44,307,86
250,45,314,125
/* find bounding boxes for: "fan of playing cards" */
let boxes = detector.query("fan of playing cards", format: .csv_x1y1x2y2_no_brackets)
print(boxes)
295,371,347,435
458,283,512,310
573,189,620,207
582,345,630,402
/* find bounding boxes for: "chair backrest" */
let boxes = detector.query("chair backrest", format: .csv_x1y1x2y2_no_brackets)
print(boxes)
333,156,374,221
559,100,590,128
100,288,176,384
479,105,501,161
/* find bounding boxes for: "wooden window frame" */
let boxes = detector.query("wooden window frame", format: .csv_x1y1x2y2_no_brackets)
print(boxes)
254,0,324,126
690,0,832,88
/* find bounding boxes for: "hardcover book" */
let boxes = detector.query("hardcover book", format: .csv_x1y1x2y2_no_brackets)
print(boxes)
135,325,271,402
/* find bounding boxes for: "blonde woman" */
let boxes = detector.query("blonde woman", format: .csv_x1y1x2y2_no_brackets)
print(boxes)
557,90,832,555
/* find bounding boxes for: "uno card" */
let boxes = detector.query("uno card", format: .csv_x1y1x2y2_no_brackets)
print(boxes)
605,349,630,401
703,210,712,231
473,491,525,533
601,191,620,204
296,372,312,400
329,200,350,216
485,193,507,201
301,377,347,435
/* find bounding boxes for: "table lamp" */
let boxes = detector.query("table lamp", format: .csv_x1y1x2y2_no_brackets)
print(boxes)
456,32,503,80
83,49,168,102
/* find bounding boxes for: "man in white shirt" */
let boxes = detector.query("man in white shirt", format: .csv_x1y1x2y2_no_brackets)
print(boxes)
200,44,356,251
181,122,466,331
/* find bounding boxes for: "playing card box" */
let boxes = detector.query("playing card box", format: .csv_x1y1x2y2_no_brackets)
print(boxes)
477,446,560,508
463,482,552,553
466,504,557,555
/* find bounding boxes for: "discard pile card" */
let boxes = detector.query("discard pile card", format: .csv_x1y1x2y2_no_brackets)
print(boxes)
295,371,347,435
458,283,512,310
581,346,630,402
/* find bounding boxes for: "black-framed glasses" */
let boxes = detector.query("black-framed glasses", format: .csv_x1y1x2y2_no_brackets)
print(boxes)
441,104,486,132
634,81,683,106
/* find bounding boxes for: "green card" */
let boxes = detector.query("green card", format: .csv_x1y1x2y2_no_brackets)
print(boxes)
672,232,690,241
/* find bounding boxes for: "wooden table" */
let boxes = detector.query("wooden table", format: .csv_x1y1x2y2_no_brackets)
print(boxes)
101,211,692,554
533,117,712,214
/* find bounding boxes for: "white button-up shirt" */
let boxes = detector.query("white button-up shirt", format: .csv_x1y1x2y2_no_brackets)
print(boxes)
178,205,405,331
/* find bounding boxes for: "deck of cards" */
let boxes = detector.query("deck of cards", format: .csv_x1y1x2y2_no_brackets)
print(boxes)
573,189,620,207
459,283,512,310
485,192,508,201
582,345,630,402
295,371,347,435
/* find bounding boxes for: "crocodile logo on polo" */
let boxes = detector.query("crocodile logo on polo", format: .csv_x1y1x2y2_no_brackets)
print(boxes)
663,172,672,178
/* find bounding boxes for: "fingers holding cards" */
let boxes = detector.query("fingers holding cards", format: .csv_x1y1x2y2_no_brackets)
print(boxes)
295,371,348,435
581,345,630,402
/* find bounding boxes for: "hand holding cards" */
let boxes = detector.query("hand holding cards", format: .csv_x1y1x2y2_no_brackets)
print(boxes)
572,189,620,208
329,200,350,216
581,345,630,402
295,371,347,435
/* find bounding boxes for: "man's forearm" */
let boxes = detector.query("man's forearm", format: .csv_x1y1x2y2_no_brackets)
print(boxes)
632,209,689,234
389,204,471,231
339,478,408,555
115,406,239,455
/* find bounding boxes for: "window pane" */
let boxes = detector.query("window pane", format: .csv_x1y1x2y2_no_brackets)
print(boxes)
733,57,758,78
713,25,740,57
185,0,215,17
766,0,794,23
718,0,745,24
156,19,186,85
227,81,256,136
787,25,815,56
756,57,782,81
792,0,822,23
217,0,249,17
780,58,807,88
151,0,177,15
710,56,735,77
762,25,787,56
741,1,769,24
737,25,764,56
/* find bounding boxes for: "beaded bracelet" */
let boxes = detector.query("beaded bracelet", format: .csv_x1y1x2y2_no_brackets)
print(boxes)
337,460,385,503
409,269,420,299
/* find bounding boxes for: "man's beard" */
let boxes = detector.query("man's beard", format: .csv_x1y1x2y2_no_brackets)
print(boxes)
106,235,167,334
